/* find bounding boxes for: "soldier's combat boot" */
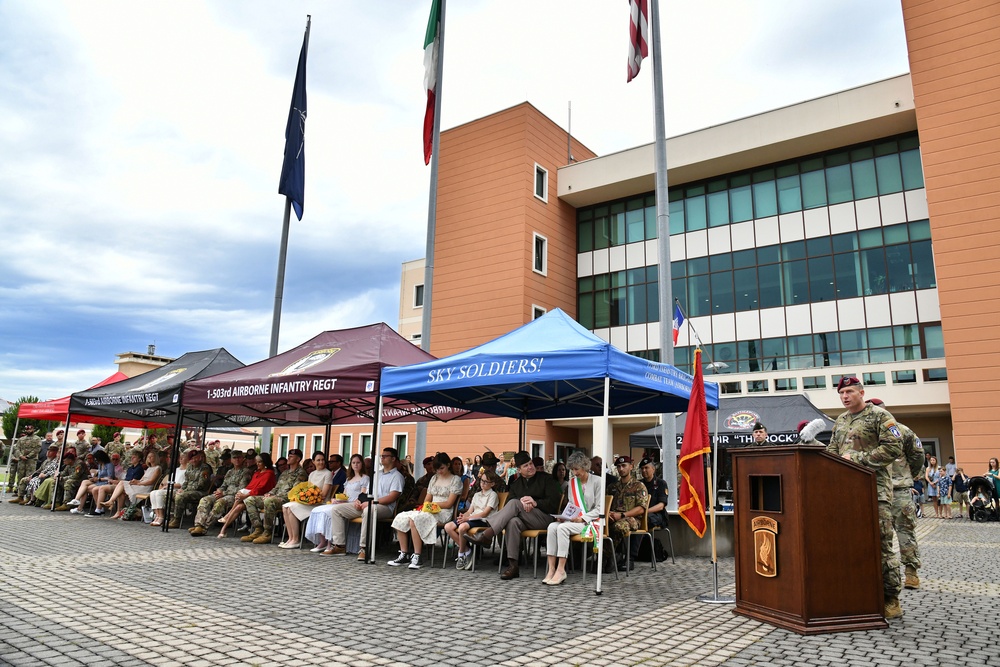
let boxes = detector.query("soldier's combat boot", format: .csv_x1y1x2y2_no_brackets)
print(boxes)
189,526,206,536
904,565,920,589
252,534,272,544
54,504,71,511
884,596,903,619
41,503,52,510
7,497,22,504
242,529,263,543
167,519,181,529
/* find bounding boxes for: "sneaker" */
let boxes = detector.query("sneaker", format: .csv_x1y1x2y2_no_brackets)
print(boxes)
455,553,468,570
387,551,411,567
67,499,80,507
84,510,104,517
70,508,81,514
463,552,474,570
408,553,423,570
357,548,367,562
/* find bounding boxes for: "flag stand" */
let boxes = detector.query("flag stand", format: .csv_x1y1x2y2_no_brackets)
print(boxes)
697,464,735,604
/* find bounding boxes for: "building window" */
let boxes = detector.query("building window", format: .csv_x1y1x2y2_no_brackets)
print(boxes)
576,132,924,244
312,434,323,455
411,333,422,343
361,434,372,458
295,435,305,452
340,434,352,461
669,322,941,377
532,305,546,320
530,440,545,459
394,433,407,459
719,381,742,395
534,164,548,202
802,376,826,390
863,372,887,386
578,266,659,329
279,435,289,458
774,378,798,392
414,284,424,308
533,233,548,275
892,370,917,384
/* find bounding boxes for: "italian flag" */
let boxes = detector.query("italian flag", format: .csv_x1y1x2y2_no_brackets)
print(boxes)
423,0,441,165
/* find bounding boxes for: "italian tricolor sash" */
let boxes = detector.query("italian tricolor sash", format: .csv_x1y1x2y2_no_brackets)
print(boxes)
570,476,601,548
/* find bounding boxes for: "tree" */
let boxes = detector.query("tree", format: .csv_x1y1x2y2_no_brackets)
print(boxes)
2,396,61,442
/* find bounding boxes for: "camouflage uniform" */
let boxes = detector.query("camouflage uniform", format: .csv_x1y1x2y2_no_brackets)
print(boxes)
193,465,251,528
71,438,90,460
608,474,648,553
34,460,76,507
826,402,904,599
203,447,222,472
9,434,42,494
889,423,925,576
244,465,307,535
59,458,91,505
106,440,126,462
170,462,214,523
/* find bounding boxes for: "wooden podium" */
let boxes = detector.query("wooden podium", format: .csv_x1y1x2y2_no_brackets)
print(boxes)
730,444,887,634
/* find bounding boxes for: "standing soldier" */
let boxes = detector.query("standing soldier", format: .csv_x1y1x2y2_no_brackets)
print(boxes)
607,455,648,572
826,378,904,619
167,449,213,529
188,450,250,536
70,429,89,458
870,398,925,591
106,433,126,462
243,449,307,544
7,425,43,501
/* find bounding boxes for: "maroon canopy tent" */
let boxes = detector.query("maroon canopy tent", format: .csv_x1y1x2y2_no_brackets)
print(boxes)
181,323,475,426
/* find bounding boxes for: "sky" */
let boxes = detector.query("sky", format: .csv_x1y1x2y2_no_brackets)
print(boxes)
0,0,912,403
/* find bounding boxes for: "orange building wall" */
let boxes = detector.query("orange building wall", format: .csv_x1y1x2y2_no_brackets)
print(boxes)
426,103,596,459
902,0,1000,473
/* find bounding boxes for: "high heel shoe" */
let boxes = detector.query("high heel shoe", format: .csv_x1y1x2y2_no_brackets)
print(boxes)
545,571,567,586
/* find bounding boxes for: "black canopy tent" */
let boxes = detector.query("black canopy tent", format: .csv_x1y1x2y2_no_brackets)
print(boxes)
69,348,246,526
629,394,835,503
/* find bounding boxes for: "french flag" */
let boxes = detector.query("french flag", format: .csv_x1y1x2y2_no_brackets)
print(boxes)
672,303,684,344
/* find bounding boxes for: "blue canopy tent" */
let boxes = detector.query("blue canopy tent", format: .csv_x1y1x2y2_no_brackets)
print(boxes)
379,308,718,592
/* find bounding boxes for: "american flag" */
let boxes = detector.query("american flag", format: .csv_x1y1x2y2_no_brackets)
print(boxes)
627,0,649,83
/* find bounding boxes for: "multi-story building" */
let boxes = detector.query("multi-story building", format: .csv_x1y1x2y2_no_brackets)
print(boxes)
279,1,999,473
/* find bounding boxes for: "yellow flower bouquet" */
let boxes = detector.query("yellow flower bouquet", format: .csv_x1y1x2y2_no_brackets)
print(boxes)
288,482,323,505
421,502,441,514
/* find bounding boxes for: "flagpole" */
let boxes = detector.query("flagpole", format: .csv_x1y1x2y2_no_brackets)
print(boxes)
646,0,677,513
415,0,446,467
265,15,311,455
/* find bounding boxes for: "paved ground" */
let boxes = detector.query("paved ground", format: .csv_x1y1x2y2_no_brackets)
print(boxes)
1,501,998,667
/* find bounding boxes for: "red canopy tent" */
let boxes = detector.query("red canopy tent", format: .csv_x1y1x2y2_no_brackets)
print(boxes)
17,371,165,428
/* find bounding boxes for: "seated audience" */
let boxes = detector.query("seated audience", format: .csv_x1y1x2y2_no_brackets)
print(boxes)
543,451,604,585
279,451,334,549
243,449,307,544
148,450,190,526
168,449,214,528
217,453,276,538
68,450,114,515
306,454,369,553
444,469,500,570
101,451,161,518
388,452,463,570
189,450,250,536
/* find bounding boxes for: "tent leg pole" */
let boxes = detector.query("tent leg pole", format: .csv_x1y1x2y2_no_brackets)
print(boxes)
50,414,70,511
163,408,185,533
3,417,20,500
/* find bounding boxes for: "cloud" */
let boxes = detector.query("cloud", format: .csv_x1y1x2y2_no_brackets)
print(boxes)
0,0,912,404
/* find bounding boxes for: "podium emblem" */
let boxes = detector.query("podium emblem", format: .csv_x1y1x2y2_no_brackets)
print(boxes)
751,516,778,578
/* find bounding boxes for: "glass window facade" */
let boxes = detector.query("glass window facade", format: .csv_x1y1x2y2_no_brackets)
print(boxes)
577,134,923,249
670,323,942,376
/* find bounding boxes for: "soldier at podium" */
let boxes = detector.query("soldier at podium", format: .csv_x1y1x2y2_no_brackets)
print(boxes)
751,422,768,445
826,377,904,620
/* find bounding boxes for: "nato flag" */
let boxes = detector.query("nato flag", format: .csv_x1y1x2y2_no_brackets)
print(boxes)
278,17,310,221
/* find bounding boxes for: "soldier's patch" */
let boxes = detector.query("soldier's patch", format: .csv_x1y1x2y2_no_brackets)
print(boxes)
915,438,923,450
888,424,902,438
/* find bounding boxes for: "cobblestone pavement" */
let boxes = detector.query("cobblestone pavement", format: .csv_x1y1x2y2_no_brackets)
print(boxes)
1,502,997,667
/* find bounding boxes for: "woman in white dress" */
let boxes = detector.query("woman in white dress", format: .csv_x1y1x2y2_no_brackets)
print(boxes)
148,450,190,526
306,454,369,553
280,451,333,549
543,451,604,586
387,452,463,570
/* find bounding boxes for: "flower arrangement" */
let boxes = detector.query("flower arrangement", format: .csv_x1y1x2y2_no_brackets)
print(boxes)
421,502,441,514
288,482,323,505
